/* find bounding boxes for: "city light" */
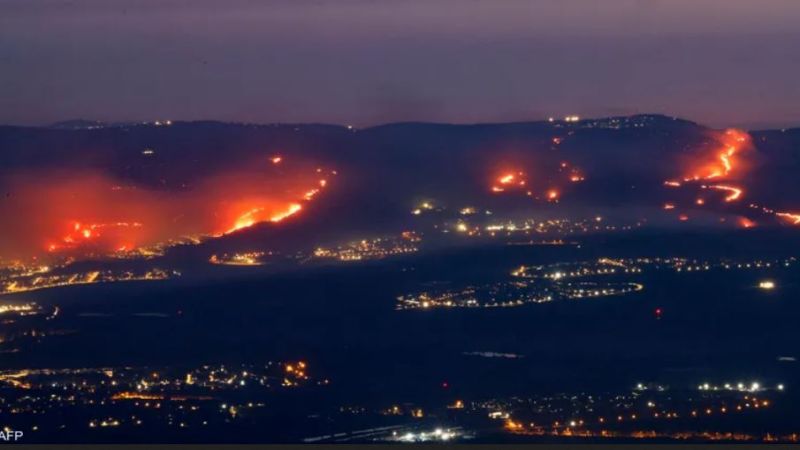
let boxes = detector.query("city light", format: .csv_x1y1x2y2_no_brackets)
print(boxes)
758,280,776,290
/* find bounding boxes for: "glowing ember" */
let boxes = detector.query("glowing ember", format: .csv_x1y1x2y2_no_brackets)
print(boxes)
566,165,585,182
663,203,675,210
499,174,516,185
738,217,756,228
271,156,283,164
303,189,320,200
569,173,585,182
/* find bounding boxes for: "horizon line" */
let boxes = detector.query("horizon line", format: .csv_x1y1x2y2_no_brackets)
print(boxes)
5,113,799,133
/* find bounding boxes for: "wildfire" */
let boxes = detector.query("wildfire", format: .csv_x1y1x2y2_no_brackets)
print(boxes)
707,185,743,202
271,203,303,222
776,212,800,225
658,129,794,225
225,203,304,234
664,129,800,227
1,157,335,261
683,129,750,182
489,162,583,202
48,221,144,253
491,171,527,193
227,207,264,233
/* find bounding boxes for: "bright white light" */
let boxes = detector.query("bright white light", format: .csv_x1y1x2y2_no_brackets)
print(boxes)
759,280,776,290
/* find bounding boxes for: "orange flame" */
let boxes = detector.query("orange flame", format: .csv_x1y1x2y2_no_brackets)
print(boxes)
776,212,800,225
271,203,303,223
225,202,304,234
499,174,516,185
708,184,743,202
48,221,145,253
1,157,334,260
683,129,750,182
491,171,527,193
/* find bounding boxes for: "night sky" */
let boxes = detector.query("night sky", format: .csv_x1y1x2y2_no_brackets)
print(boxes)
2,0,799,128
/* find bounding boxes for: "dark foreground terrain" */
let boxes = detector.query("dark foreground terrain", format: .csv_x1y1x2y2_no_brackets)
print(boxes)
2,230,800,443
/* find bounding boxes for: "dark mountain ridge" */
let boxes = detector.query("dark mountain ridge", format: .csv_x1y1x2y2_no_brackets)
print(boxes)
0,114,798,254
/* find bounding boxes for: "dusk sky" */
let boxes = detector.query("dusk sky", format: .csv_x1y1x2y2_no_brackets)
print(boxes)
2,0,799,128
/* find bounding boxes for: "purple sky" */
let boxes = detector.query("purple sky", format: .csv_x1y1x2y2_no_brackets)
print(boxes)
2,0,800,128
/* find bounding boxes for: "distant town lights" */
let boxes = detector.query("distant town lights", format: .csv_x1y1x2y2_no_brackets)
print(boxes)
696,380,770,392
